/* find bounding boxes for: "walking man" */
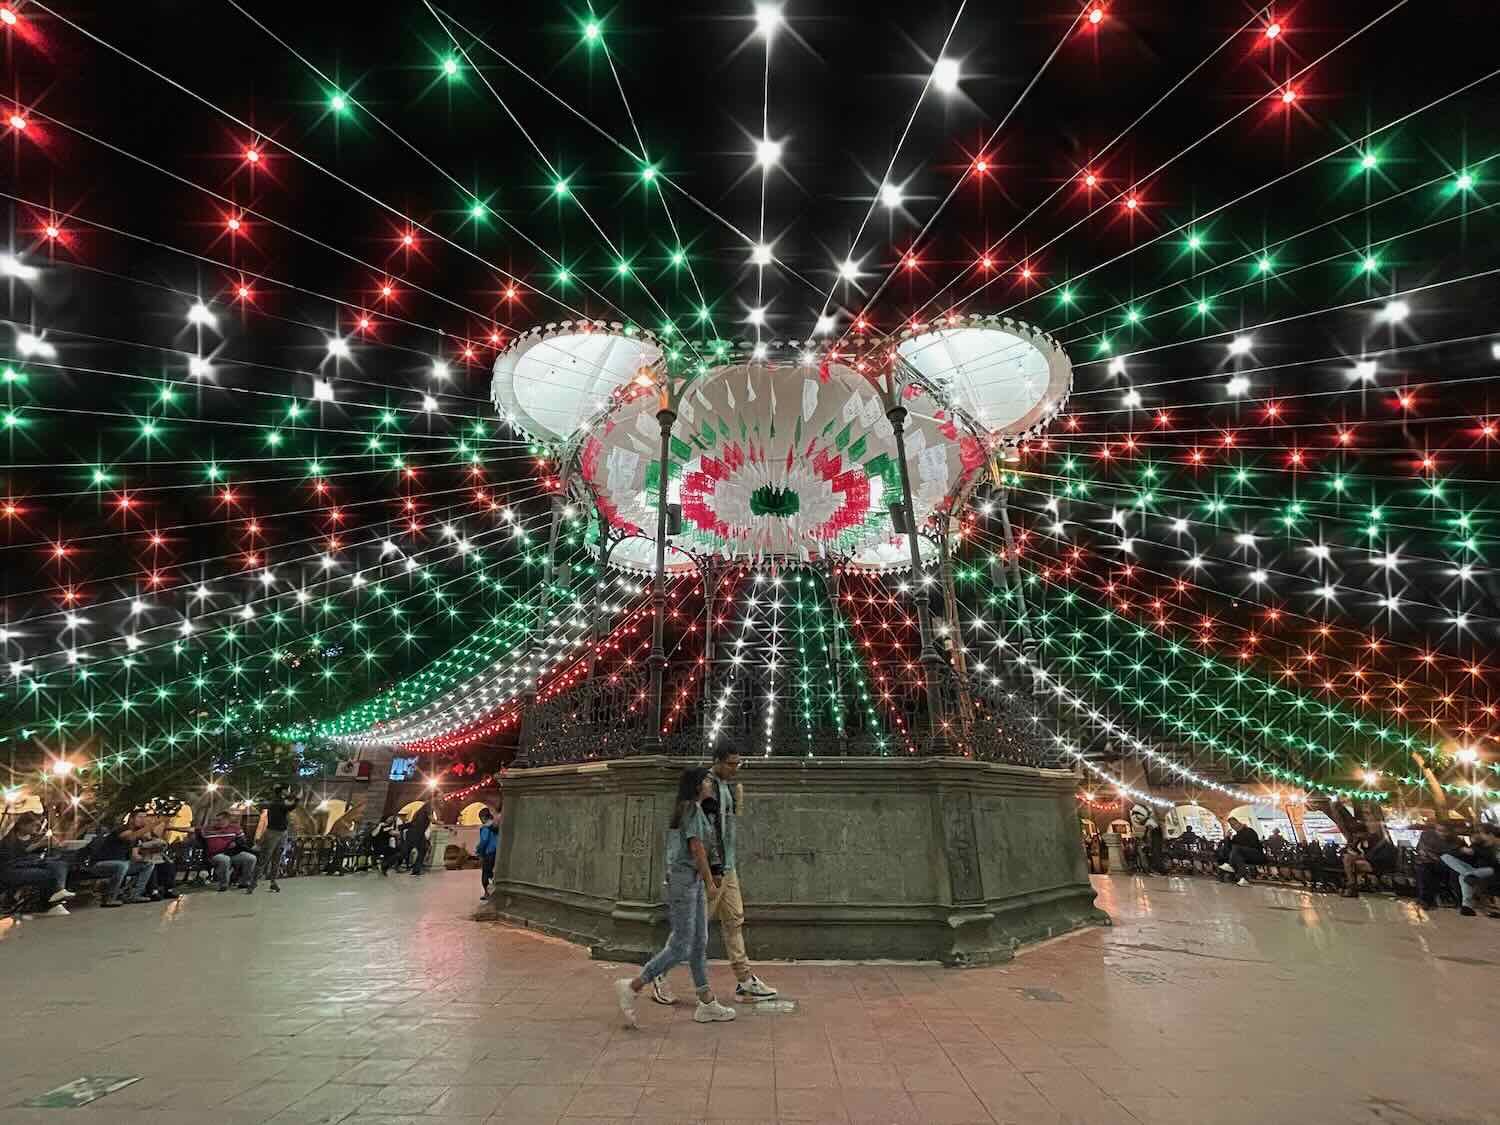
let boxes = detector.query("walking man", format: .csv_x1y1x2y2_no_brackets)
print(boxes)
250,783,299,893
651,744,777,1005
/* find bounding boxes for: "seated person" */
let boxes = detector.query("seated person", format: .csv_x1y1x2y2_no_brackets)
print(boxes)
1441,822,1500,918
198,811,257,891
0,812,74,915
91,810,159,906
1216,816,1264,887
1340,821,1397,898
1414,821,1458,908
132,815,181,900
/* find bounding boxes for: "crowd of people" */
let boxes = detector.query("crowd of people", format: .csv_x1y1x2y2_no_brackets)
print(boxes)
1126,806,1500,916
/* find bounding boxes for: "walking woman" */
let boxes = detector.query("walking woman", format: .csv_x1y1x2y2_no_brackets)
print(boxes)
614,768,736,1027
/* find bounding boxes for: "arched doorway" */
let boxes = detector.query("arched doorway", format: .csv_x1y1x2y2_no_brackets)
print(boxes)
457,801,490,826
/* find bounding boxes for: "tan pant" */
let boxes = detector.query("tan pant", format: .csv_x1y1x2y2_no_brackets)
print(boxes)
708,869,751,983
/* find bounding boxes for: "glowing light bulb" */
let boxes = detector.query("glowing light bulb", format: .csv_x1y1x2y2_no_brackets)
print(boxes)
329,93,347,113
0,8,16,26
1265,21,1280,39
1379,300,1410,323
1456,171,1474,191
750,243,773,266
1088,5,1105,25
1124,195,1138,210
1228,335,1253,356
1361,152,1377,170
226,216,241,232
442,57,458,77
747,307,766,326
880,183,903,208
933,57,961,93
7,113,26,131
188,356,212,378
815,315,835,334
838,258,859,281
43,225,60,240
1281,87,1297,104
1350,360,1377,381
1226,375,1250,396
327,338,351,359
313,378,335,402
755,138,782,167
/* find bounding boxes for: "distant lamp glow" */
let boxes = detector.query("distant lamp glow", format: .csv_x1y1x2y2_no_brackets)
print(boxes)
186,301,217,329
327,337,351,359
16,332,55,359
1280,87,1297,104
750,242,773,266
1378,300,1410,324
442,57,459,77
1350,360,1377,382
747,307,766,327
1360,152,1377,170
329,93,348,113
753,3,782,37
312,378,335,402
1265,22,1281,39
1456,747,1479,765
0,254,38,281
1228,335,1253,356
880,182,903,209
7,113,26,131
422,394,438,412
1455,171,1474,191
432,360,450,379
933,57,961,93
838,258,859,281
0,8,17,26
755,138,782,167
1226,375,1250,396
187,356,212,378
815,314,835,334
51,758,73,777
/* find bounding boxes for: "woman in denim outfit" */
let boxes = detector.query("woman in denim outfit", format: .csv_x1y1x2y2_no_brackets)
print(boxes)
614,768,736,1027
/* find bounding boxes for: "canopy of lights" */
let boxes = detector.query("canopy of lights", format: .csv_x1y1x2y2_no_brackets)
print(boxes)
1,1,1497,819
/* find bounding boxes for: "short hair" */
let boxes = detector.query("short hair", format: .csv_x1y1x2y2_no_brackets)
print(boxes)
713,743,741,763
478,807,493,820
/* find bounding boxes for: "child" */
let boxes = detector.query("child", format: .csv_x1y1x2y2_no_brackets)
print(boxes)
477,807,498,901
614,768,736,1027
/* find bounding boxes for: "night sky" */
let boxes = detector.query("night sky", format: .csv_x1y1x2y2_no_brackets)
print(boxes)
4,1,1500,804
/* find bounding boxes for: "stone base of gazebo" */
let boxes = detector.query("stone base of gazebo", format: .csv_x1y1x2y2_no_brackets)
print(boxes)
479,755,1107,965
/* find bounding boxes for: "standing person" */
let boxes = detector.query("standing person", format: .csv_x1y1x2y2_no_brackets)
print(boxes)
614,768,736,1028
250,784,300,893
405,802,433,877
650,746,777,1006
477,807,499,901
0,812,74,915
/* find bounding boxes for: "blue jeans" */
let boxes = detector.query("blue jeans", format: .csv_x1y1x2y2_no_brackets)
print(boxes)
94,859,152,901
639,870,709,993
1441,854,1496,906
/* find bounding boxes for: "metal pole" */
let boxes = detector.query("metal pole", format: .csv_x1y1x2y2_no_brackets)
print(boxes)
887,401,946,747
645,406,676,751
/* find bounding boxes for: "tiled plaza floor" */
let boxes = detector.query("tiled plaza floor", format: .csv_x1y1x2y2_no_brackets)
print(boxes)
1,868,1497,1124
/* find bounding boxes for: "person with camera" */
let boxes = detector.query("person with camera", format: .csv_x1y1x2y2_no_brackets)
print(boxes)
91,810,159,906
250,783,299,893
0,811,74,915
648,744,777,1007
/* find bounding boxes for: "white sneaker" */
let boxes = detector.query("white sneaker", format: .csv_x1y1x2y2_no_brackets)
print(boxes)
614,978,638,1029
734,975,778,1001
1217,863,1234,873
694,999,737,1023
41,904,70,916
1236,878,1250,887
650,977,678,1006
48,888,76,904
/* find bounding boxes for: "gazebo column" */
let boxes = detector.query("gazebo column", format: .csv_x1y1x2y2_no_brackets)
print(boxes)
643,406,676,753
